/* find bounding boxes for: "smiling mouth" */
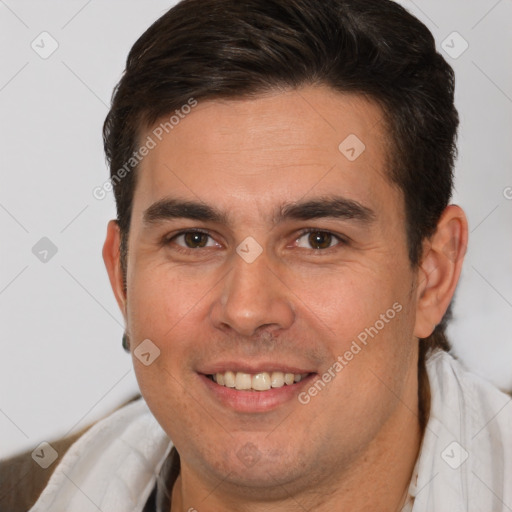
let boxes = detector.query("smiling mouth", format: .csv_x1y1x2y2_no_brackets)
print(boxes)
206,371,313,391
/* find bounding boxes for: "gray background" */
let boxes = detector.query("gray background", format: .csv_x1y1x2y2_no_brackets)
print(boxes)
1,0,511,459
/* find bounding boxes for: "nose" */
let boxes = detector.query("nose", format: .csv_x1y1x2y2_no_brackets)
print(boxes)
209,250,295,338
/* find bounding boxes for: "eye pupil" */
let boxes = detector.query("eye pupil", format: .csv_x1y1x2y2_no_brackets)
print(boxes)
308,231,332,249
184,232,208,248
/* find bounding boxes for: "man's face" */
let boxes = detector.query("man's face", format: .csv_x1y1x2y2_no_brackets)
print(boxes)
119,86,421,492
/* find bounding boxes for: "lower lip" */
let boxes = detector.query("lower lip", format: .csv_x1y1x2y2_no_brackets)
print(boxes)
199,373,316,413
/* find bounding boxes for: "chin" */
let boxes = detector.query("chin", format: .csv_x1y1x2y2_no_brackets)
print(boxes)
198,441,310,491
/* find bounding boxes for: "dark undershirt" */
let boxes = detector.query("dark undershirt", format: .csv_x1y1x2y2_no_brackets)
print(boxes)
143,446,181,512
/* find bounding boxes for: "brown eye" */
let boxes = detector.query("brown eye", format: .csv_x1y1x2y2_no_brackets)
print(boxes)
172,231,216,249
296,230,342,250
184,232,208,248
308,231,333,249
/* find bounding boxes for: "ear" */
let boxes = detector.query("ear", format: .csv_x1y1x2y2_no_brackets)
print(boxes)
414,205,468,338
102,220,127,321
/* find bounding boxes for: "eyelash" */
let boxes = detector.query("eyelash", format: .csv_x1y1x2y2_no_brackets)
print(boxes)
295,228,348,251
163,228,348,253
163,229,215,254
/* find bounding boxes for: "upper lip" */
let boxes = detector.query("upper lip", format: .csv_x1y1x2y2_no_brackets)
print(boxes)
198,361,316,375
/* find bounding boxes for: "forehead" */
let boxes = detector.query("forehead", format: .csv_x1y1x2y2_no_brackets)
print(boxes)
133,85,397,223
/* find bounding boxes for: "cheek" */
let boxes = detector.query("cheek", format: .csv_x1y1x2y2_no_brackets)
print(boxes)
286,262,402,345
125,259,231,367
295,261,416,395
126,267,204,396
300,299,416,446
126,262,214,339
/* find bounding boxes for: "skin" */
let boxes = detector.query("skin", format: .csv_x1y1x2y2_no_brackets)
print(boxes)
103,85,468,511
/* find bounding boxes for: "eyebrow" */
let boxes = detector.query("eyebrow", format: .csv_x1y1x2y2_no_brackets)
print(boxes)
277,196,376,224
142,196,375,227
143,198,228,225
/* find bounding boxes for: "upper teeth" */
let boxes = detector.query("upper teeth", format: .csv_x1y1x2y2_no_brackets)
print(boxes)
212,371,309,391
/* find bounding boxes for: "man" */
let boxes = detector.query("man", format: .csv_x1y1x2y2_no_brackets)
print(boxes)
16,0,512,510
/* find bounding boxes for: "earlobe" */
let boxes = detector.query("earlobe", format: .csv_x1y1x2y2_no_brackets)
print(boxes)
102,220,127,320
414,205,468,338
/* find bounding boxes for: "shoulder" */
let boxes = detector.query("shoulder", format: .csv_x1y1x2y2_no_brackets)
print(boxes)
0,428,88,512
426,349,512,437
427,350,512,412
0,395,142,512
413,350,512,510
